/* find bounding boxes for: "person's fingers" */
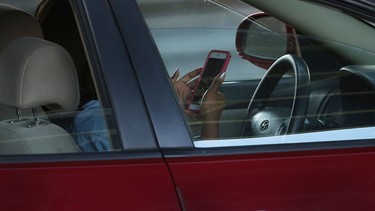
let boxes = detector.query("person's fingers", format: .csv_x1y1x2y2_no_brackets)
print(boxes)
184,109,199,118
217,92,225,103
180,67,203,83
170,68,180,84
209,72,226,93
216,91,224,98
187,78,198,90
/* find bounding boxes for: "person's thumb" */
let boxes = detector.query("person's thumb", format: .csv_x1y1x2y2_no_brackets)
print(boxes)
210,72,226,92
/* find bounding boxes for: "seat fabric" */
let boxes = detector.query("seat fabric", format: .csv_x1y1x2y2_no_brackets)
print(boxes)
0,37,80,154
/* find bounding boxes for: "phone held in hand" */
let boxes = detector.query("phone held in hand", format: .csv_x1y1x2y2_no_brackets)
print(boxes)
187,50,231,111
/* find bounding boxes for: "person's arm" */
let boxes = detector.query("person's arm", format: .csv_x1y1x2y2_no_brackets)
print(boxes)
200,72,226,139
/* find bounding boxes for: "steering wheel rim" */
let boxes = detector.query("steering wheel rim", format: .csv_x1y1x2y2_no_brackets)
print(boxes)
241,54,310,137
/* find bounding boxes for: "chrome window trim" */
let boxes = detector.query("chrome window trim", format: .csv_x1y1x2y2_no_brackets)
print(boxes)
194,126,375,148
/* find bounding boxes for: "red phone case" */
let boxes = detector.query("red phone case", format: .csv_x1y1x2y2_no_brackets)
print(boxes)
187,50,231,111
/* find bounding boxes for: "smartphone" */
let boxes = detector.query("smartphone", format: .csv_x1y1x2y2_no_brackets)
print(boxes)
187,50,231,111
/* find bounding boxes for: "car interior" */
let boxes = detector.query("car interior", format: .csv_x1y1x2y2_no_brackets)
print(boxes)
0,36,81,154
0,4,47,120
35,0,119,151
0,0,374,154
0,1,118,154
0,4,80,154
190,0,375,144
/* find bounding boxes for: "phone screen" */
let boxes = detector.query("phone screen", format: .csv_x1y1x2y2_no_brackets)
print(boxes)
190,58,225,105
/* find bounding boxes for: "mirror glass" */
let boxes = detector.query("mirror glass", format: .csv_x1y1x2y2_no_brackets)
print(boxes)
238,14,290,62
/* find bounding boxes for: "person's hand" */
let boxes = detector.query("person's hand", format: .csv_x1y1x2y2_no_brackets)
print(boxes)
200,72,226,139
170,68,202,117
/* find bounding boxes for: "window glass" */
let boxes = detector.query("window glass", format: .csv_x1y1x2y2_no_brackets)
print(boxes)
137,0,265,81
138,0,375,148
0,0,121,154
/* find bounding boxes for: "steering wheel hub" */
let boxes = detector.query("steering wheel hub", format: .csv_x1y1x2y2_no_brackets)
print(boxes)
241,54,310,137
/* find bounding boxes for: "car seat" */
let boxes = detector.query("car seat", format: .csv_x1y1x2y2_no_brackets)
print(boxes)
0,4,43,51
0,37,80,154
0,4,47,120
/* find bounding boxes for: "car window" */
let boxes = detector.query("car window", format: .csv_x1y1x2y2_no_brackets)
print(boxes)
0,0,122,155
137,0,265,81
137,0,375,149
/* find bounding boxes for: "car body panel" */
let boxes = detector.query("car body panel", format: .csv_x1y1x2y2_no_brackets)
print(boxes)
167,147,375,210
0,158,180,210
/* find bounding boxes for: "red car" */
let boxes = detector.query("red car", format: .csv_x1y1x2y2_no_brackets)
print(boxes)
0,0,375,210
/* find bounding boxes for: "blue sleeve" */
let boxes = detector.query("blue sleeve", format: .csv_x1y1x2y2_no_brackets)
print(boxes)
72,101,112,152
74,133,111,152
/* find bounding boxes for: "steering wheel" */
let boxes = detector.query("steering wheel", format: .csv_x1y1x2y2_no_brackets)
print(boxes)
241,54,310,137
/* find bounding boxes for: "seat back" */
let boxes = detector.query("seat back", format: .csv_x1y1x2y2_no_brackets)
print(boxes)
0,37,80,154
0,4,43,51
0,4,47,120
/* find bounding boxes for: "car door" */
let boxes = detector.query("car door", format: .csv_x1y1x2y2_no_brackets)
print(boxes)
0,0,181,210
117,0,375,210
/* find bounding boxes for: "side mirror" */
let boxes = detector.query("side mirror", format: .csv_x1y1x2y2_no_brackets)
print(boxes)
236,13,297,69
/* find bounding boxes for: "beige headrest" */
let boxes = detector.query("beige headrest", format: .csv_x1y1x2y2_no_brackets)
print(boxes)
0,4,43,51
0,37,79,111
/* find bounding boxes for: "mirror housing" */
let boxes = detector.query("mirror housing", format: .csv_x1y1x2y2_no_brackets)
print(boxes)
236,13,297,69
